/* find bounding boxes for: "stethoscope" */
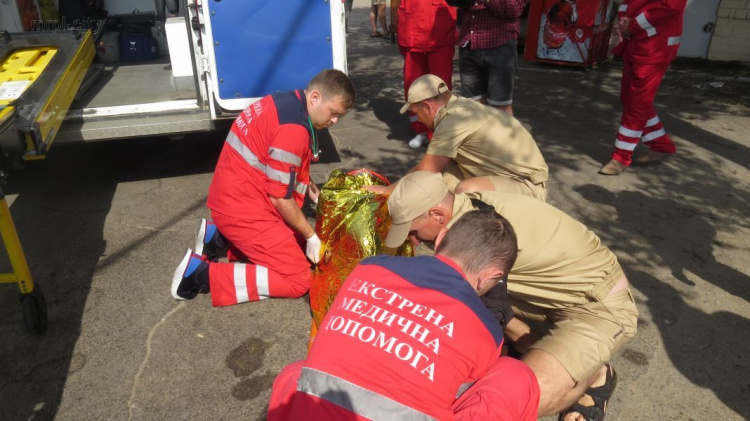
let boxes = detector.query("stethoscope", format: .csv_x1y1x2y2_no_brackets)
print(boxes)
307,115,320,162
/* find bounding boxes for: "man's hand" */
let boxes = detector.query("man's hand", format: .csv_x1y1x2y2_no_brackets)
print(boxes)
616,17,631,41
308,182,320,204
306,233,322,264
362,184,395,195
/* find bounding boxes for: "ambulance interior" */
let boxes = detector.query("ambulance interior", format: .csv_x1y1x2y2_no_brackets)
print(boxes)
1,0,208,142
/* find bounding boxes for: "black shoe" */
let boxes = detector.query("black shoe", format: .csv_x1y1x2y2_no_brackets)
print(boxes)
195,218,227,261
171,249,210,300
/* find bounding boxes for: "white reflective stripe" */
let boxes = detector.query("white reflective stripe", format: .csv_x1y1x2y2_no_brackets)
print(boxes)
667,36,681,46
618,125,642,138
297,368,435,421
642,128,666,142
645,116,660,127
255,266,269,300
226,131,266,173
636,13,656,37
615,139,638,151
295,182,308,195
269,147,302,166
408,114,419,122
234,263,250,303
266,165,293,184
618,4,627,12
227,131,300,193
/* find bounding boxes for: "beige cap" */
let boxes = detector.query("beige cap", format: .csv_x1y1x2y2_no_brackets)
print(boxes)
399,74,450,114
385,171,449,248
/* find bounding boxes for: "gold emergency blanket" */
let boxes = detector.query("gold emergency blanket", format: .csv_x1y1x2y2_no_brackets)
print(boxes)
309,169,413,342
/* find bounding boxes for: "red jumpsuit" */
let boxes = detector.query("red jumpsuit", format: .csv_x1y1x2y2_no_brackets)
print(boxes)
268,255,540,420
206,90,313,307
610,0,687,166
397,0,456,135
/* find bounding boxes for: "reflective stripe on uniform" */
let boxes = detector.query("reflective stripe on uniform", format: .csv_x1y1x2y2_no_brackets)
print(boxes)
256,266,270,300
618,4,627,12
234,263,250,303
615,139,638,151
645,116,660,127
269,147,302,166
635,12,656,37
409,114,419,123
226,131,301,193
642,128,666,142
227,131,266,173
667,36,681,46
618,125,642,138
297,367,435,421
295,182,308,195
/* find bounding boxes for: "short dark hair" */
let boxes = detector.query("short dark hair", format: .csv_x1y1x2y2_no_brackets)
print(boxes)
308,69,356,109
435,209,518,276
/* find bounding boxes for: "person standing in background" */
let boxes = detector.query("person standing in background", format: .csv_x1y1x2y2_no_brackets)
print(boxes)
598,0,687,176
397,0,457,148
452,0,527,117
371,0,391,38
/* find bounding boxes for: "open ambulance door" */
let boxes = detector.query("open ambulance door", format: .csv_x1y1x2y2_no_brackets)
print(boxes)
195,0,347,118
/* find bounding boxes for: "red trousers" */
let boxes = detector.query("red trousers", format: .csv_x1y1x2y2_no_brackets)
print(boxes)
400,45,454,134
268,357,540,421
207,210,311,307
612,58,677,166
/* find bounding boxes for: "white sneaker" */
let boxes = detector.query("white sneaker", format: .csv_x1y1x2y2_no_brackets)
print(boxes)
408,133,428,149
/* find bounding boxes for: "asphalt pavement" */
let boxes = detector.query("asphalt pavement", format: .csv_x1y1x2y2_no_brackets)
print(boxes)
1,4,748,420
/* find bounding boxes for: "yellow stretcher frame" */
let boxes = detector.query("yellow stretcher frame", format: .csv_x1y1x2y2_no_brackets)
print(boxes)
0,29,95,334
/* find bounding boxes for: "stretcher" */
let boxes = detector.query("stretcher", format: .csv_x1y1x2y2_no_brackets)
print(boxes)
0,29,95,334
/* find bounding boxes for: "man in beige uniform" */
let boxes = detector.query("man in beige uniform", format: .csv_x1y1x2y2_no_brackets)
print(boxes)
383,171,638,420
368,74,549,201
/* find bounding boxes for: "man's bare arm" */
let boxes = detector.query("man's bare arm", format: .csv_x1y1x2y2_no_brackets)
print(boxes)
270,196,315,239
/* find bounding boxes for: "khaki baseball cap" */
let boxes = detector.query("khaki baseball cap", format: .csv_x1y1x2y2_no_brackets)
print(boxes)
399,74,450,114
385,171,449,248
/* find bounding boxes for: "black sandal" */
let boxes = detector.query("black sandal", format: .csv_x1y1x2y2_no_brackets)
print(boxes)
558,364,617,421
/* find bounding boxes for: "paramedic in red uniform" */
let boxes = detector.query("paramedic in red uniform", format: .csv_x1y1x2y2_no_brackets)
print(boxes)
268,210,540,420
598,0,688,175
170,69,355,305
398,0,457,149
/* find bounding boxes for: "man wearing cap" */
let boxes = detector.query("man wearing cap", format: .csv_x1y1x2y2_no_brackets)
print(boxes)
368,74,548,201
383,171,638,421
268,209,540,421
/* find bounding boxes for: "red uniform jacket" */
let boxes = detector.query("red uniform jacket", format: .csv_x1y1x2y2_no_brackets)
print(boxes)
278,255,504,420
613,0,688,64
207,90,312,222
397,0,457,50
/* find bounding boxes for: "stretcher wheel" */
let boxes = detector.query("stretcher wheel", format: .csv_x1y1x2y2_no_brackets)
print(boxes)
21,291,47,335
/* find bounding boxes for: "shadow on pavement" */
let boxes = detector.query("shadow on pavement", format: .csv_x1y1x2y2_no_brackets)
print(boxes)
0,133,223,419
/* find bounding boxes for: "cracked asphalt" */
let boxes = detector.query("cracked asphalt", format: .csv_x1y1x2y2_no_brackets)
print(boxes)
1,4,748,420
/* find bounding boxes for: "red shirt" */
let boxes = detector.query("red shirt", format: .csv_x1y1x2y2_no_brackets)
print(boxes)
207,90,312,221
457,0,527,50
397,0,457,50
614,0,687,64
298,255,504,419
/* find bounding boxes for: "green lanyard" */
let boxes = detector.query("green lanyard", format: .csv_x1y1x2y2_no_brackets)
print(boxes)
307,115,319,162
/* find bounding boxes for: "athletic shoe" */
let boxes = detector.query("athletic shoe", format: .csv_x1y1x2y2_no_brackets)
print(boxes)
171,249,210,300
408,133,428,149
195,218,227,261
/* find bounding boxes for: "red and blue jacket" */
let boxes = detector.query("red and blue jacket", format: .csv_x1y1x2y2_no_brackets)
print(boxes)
296,254,504,420
208,90,313,221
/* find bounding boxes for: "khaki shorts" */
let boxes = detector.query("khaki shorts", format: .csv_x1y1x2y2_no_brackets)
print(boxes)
441,164,548,202
512,289,638,382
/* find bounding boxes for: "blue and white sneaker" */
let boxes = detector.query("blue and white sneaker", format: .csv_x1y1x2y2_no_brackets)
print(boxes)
171,249,210,300
195,218,227,261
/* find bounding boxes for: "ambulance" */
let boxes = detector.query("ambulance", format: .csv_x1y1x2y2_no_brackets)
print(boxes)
0,0,348,162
